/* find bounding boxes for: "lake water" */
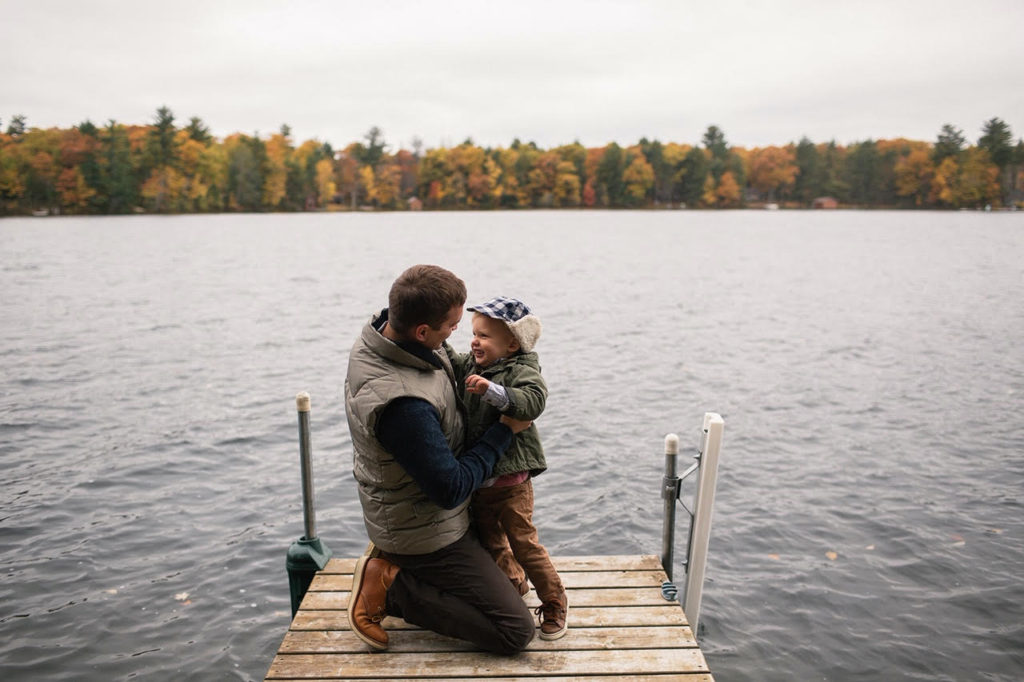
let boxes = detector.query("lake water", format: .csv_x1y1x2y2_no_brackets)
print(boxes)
1,210,1022,681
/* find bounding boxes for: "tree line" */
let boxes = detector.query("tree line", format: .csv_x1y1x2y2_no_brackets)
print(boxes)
1,108,1021,216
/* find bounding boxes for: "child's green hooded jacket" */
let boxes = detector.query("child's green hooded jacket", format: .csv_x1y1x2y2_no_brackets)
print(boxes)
447,346,548,477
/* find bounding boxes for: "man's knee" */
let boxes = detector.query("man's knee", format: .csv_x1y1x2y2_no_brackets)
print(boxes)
492,608,536,655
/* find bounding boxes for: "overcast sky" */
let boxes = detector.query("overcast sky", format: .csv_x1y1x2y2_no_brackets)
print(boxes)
3,0,1022,151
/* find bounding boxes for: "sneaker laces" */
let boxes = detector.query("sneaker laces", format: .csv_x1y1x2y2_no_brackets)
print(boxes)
534,601,565,625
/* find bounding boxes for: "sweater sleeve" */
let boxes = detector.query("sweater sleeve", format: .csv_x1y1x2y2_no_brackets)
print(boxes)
375,397,512,509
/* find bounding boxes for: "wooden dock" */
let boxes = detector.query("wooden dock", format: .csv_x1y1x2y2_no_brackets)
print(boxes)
265,554,714,681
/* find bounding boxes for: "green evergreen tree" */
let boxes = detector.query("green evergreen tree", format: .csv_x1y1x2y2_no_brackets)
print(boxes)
100,121,137,214
76,120,104,212
185,116,212,144
640,138,672,204
228,136,265,211
978,118,1013,168
793,137,823,204
702,125,729,181
596,143,625,207
820,141,849,201
979,117,1015,204
146,106,179,170
6,114,26,137
680,146,708,207
934,124,965,163
845,140,883,205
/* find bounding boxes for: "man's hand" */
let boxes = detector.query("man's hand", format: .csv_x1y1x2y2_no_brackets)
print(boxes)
499,415,532,433
465,374,490,395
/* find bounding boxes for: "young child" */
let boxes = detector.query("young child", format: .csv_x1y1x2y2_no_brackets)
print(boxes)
447,296,568,640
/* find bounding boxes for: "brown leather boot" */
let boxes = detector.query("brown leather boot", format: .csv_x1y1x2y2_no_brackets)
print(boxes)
536,590,569,640
347,555,400,650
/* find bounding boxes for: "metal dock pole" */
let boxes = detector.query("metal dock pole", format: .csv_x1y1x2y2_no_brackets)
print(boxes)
683,412,724,635
660,433,681,581
285,392,332,616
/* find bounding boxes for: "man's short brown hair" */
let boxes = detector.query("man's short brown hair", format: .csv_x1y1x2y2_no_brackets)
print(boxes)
388,265,467,335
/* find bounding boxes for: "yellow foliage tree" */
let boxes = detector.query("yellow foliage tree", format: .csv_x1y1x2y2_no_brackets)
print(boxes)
894,148,934,206
141,166,187,212
622,155,654,204
56,166,95,212
317,158,338,207
699,175,715,207
955,147,1001,207
716,171,741,207
263,132,291,209
930,157,958,206
374,162,402,208
554,160,581,206
748,146,797,201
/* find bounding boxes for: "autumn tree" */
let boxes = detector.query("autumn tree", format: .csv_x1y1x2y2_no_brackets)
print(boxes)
263,127,292,210
715,170,741,207
418,147,452,208
702,125,745,205
893,147,934,207
748,146,798,202
622,153,655,205
660,142,690,205
956,147,1001,207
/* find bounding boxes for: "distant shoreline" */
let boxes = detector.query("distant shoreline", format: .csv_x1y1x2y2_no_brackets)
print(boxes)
2,112,1021,216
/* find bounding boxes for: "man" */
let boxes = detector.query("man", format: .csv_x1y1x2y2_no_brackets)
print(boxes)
344,264,536,655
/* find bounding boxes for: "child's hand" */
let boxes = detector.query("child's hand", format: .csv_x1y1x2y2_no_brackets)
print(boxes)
465,374,490,395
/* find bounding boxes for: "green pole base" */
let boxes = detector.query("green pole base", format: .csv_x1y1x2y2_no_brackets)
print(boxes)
286,536,333,616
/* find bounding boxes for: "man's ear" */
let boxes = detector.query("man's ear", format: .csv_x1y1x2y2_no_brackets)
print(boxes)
413,323,431,343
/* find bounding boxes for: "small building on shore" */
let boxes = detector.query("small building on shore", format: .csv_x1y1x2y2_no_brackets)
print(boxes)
407,196,423,211
812,196,838,209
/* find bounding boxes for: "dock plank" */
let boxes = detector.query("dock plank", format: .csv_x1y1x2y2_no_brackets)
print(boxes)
318,554,664,575
267,555,712,681
310,569,670,592
267,649,708,679
271,677,713,682
279,626,697,654
301,586,674,610
291,605,689,631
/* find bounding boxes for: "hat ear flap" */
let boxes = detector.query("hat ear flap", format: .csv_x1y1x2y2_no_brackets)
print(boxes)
509,314,541,352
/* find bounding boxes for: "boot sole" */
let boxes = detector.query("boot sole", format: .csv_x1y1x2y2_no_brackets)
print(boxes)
347,554,388,650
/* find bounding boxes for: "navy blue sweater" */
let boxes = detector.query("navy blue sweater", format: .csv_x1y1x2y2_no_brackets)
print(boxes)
376,397,513,510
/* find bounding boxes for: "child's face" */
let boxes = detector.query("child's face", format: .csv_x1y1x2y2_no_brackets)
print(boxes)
470,313,519,368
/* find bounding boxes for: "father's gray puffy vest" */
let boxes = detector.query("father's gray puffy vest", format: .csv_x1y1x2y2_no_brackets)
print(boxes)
345,314,468,555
